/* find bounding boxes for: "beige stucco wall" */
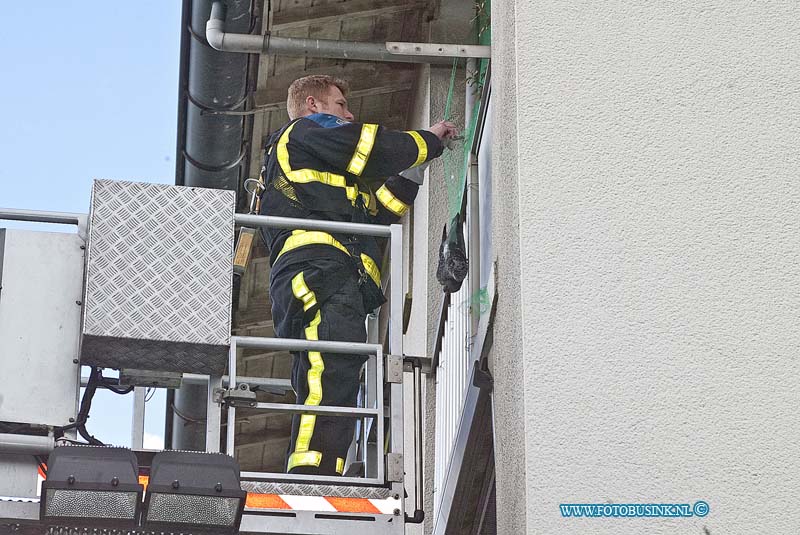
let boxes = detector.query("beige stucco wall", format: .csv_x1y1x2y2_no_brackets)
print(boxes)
488,0,527,533
494,1,800,533
403,65,431,535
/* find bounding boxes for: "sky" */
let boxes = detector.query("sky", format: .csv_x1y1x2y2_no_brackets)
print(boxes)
1,2,183,448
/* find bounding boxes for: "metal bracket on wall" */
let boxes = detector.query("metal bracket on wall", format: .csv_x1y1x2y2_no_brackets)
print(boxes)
221,383,257,407
119,369,183,389
386,453,404,482
385,355,404,383
471,357,493,393
386,42,490,59
403,356,433,375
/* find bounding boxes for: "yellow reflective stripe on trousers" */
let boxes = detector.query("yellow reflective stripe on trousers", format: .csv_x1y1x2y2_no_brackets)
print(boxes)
277,231,381,287
347,123,378,176
376,184,410,217
288,451,322,471
336,457,345,475
405,130,428,168
288,272,325,471
291,272,317,312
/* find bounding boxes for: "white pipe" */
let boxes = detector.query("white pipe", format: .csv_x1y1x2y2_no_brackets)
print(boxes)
206,1,489,64
0,208,84,226
131,387,146,449
0,433,54,455
466,58,481,335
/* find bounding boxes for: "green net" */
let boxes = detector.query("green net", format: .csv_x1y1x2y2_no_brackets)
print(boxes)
463,286,492,316
440,0,490,218
438,0,491,308
442,60,467,219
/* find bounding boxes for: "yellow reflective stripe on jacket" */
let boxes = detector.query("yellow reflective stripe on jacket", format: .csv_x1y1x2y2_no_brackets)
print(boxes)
363,190,378,216
359,253,381,287
376,184,410,217
405,130,428,168
287,168,347,188
275,119,372,209
276,121,298,174
284,168,369,207
288,272,325,472
347,123,378,176
277,231,381,287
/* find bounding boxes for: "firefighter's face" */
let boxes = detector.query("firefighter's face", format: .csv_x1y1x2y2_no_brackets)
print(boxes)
312,86,355,122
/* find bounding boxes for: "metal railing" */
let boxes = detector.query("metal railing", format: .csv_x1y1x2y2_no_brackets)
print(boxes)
433,215,473,510
223,336,385,485
206,213,406,490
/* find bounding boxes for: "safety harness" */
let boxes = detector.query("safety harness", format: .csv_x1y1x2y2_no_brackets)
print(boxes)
262,116,386,309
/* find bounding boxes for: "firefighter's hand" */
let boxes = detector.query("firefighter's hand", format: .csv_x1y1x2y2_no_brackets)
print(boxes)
427,121,458,141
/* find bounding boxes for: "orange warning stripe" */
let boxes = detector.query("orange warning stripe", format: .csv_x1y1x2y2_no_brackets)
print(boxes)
325,496,382,514
244,494,383,513
245,493,291,509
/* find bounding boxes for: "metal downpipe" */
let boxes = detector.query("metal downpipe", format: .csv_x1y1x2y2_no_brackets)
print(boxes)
177,0,253,191
172,0,256,451
172,383,210,452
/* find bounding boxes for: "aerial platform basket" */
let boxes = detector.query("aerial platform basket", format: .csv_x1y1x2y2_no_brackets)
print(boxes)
0,179,423,535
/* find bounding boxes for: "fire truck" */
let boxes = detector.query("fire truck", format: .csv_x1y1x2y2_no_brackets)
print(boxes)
0,179,425,534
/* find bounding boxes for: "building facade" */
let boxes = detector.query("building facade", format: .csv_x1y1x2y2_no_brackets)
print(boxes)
174,1,800,533
422,1,800,534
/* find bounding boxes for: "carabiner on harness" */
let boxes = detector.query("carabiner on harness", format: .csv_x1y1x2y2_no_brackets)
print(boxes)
244,177,266,215
234,178,266,276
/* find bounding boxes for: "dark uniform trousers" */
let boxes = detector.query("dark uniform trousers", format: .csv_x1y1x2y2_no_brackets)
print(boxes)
270,258,367,476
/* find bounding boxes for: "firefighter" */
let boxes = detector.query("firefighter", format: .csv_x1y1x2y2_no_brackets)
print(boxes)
259,75,457,476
